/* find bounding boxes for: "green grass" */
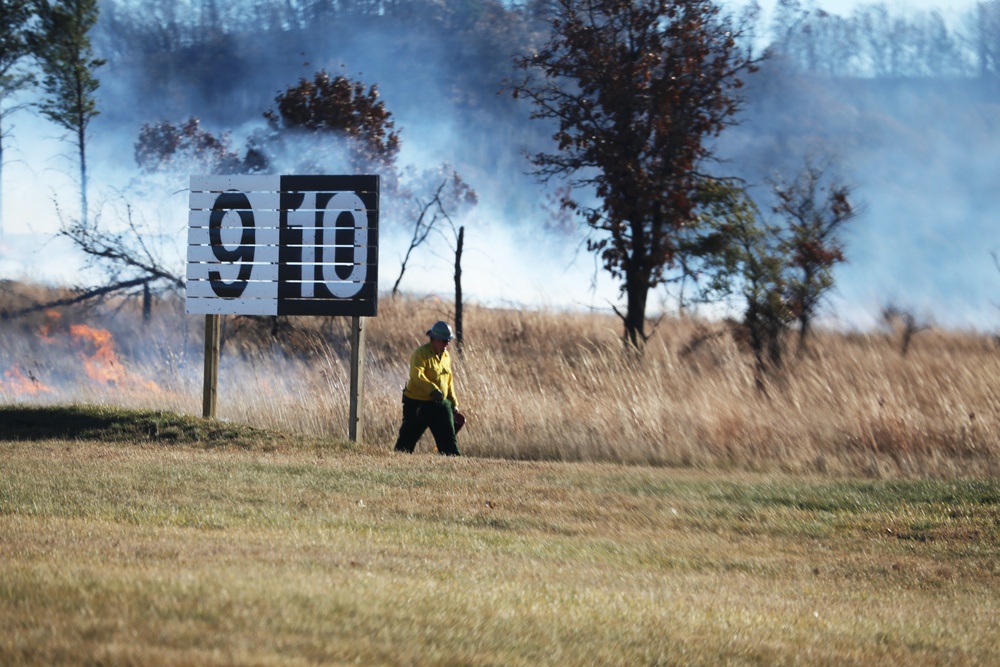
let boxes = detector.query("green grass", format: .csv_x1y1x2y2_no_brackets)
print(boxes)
1,405,998,665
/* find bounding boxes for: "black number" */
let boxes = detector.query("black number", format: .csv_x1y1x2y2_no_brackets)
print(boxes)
208,191,256,298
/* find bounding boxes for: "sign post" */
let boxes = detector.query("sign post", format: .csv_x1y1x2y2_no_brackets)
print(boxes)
202,314,220,418
186,175,379,440
349,315,366,441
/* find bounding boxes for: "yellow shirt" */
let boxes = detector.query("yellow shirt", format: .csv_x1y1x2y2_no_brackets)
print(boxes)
403,342,458,408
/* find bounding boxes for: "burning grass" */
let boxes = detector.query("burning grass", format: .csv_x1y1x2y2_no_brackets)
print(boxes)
1,281,1000,477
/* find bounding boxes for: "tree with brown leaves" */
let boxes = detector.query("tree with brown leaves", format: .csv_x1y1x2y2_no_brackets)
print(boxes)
690,160,860,385
509,0,761,348
134,116,241,174
256,69,401,189
771,160,858,353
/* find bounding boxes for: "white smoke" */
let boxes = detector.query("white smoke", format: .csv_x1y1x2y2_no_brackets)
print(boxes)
3,0,1000,334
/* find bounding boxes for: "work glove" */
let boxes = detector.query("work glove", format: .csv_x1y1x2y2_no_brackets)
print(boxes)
430,389,444,402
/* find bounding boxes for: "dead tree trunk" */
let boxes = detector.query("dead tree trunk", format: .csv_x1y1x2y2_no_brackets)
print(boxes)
454,225,464,358
142,281,152,324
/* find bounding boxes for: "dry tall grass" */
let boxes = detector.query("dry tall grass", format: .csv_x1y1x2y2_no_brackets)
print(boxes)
1,281,998,478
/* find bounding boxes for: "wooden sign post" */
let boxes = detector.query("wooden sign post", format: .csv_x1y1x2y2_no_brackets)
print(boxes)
202,314,221,418
186,175,379,441
348,315,366,441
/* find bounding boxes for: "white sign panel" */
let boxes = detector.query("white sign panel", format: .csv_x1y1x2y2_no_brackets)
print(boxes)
186,175,379,316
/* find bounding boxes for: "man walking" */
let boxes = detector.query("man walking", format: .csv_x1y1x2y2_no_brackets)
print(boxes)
394,321,462,456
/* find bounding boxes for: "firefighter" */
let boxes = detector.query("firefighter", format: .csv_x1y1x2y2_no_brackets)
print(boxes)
393,321,464,456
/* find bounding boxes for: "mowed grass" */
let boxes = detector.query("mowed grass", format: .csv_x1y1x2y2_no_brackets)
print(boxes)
1,407,998,665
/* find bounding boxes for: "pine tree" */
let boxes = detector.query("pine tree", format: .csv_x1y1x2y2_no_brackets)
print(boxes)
0,0,35,241
29,0,104,224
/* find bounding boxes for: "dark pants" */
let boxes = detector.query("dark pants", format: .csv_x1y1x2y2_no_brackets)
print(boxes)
394,396,460,456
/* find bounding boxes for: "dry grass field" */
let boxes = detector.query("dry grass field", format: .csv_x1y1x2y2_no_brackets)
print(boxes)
1,283,998,664
2,281,998,478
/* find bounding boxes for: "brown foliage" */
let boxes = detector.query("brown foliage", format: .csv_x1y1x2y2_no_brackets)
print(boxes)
510,0,761,346
264,69,401,178
771,161,859,351
134,116,241,174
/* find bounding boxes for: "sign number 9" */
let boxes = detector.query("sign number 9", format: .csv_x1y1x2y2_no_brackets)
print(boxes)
209,191,256,298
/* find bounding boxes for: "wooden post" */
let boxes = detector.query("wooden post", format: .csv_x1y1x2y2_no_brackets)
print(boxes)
454,225,464,358
349,316,367,442
203,314,221,419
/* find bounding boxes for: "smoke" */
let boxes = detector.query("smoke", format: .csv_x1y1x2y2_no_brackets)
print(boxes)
2,1,999,333
719,60,1000,331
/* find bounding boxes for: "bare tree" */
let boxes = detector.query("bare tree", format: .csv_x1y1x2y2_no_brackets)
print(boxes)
453,224,465,355
391,165,477,355
56,195,185,320
880,301,929,356
963,0,1000,79
392,167,477,297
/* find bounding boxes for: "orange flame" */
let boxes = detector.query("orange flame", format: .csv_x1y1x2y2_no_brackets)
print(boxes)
69,324,127,386
68,324,160,392
39,310,62,343
1,367,53,395
2,317,162,396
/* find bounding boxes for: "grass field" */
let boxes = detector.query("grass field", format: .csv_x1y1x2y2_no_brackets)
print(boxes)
1,285,999,663
1,406,998,665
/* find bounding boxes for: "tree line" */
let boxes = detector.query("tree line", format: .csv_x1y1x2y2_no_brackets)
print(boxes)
770,0,1000,79
90,0,1000,91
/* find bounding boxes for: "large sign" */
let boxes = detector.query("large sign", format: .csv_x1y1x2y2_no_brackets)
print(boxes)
186,175,379,316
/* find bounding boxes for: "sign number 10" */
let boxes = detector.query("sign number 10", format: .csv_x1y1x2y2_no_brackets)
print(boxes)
284,190,369,299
